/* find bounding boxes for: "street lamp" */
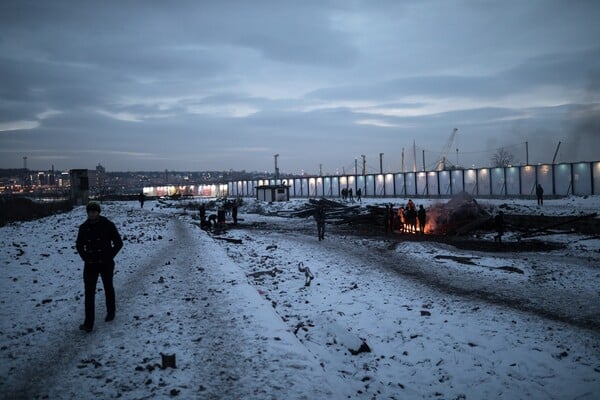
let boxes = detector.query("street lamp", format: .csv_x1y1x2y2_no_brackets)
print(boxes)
361,155,366,176
274,154,279,181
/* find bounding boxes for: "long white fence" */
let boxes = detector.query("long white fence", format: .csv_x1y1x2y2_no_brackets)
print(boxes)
227,161,600,198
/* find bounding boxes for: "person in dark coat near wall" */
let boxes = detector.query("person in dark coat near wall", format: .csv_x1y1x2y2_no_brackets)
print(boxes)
536,184,544,206
76,202,123,332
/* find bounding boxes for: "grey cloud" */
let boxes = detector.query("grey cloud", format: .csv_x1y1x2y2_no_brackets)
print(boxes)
1,0,356,68
308,47,600,102
502,48,600,91
1,0,598,172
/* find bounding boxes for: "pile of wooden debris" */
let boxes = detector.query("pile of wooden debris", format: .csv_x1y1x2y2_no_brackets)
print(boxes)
266,192,599,241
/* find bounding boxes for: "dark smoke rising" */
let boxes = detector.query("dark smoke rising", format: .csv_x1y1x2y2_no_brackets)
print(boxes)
562,75,600,162
562,103,600,162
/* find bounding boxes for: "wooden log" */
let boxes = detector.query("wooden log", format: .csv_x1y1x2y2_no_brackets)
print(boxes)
298,262,314,286
519,213,598,239
453,216,493,236
212,236,243,244
335,213,377,225
308,198,348,208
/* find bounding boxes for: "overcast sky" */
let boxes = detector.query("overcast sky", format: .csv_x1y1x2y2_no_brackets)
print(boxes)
1,0,599,174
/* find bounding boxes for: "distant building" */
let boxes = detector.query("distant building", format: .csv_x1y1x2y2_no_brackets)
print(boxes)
256,184,290,202
69,169,89,205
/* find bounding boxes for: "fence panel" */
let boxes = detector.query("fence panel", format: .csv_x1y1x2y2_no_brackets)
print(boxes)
385,174,394,196
394,173,405,196
322,177,330,197
506,167,520,195
303,178,310,197
331,177,340,197
573,163,592,196
352,175,367,196
365,175,375,196
536,165,553,196
375,175,385,196
477,169,491,196
291,179,299,197
554,164,572,195
438,171,451,195
464,169,477,195
491,168,505,195
451,170,463,194
521,166,536,196
316,178,325,197
426,171,439,196
405,173,416,196
416,172,427,195
308,178,317,197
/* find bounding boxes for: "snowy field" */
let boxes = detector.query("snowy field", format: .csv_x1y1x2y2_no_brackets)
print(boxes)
1,196,599,399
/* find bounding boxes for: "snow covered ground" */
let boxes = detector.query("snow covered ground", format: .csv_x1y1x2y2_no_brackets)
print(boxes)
1,196,599,399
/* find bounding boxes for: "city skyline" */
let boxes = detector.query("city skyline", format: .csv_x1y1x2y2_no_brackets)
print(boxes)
1,1,599,174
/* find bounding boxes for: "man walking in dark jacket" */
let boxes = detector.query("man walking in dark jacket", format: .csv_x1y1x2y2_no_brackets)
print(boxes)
315,204,326,241
76,202,123,332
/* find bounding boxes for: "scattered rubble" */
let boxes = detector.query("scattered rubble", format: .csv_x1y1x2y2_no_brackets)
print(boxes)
249,192,600,252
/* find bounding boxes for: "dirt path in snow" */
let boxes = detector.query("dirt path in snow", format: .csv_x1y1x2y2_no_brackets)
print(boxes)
2,214,186,399
4,216,333,400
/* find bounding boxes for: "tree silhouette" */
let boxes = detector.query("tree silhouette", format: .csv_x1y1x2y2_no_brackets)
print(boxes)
491,148,515,167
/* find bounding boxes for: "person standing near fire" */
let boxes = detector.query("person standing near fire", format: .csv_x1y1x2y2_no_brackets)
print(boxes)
397,206,406,232
385,203,395,233
76,202,123,332
405,205,417,232
417,204,427,234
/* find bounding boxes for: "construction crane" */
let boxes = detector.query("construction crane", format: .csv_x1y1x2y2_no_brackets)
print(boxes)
436,128,458,171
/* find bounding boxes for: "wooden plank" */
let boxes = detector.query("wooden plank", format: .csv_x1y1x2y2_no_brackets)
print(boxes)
519,213,598,239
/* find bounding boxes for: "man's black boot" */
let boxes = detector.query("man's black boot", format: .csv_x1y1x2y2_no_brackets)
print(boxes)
79,324,93,332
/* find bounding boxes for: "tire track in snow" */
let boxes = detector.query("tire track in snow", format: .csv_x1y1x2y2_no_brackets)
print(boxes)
248,221,600,332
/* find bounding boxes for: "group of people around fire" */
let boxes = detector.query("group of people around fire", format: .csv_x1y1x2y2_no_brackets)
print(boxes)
315,198,428,241
385,199,427,234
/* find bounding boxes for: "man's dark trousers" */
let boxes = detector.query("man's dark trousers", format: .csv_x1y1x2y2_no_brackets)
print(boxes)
83,261,115,327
